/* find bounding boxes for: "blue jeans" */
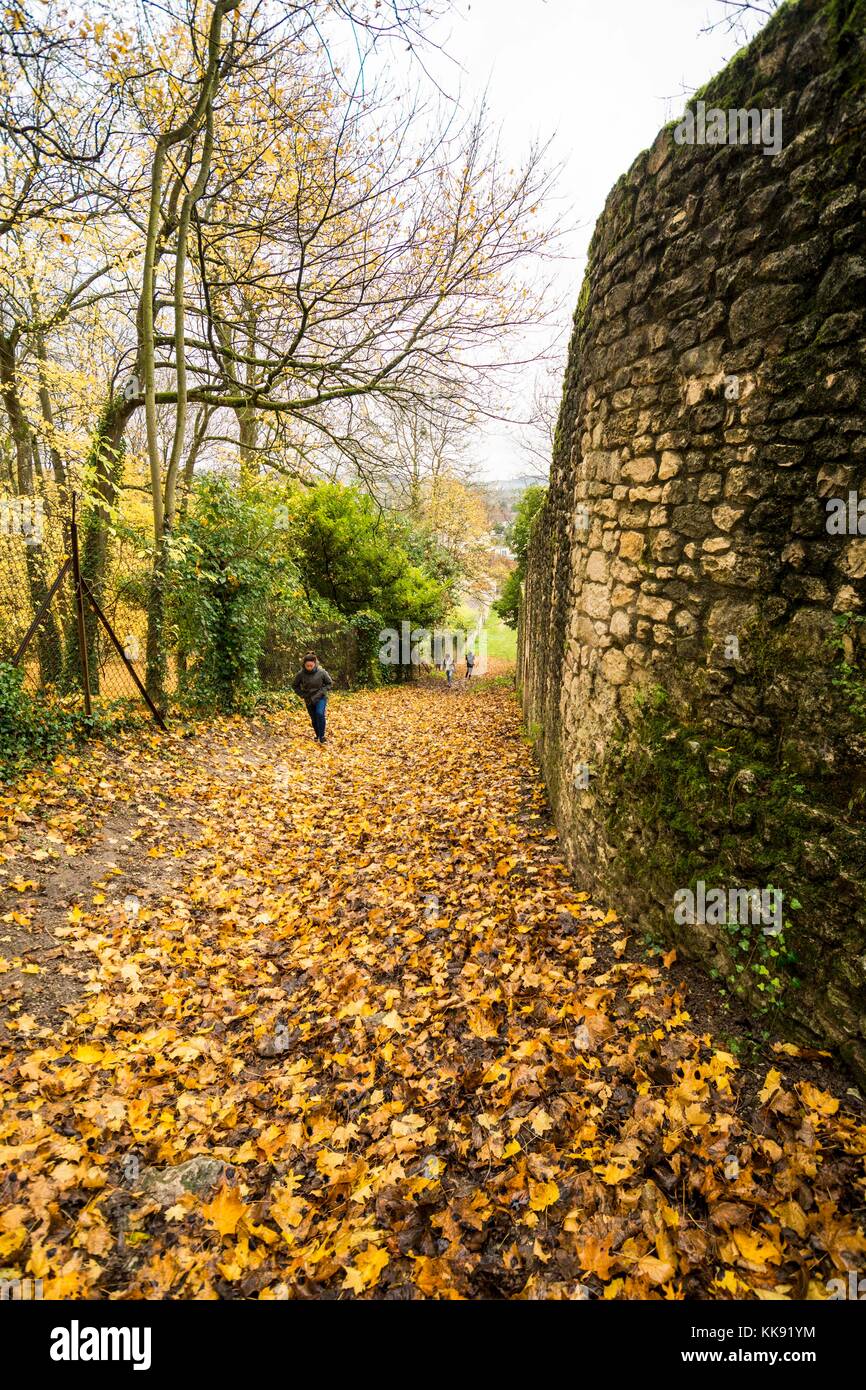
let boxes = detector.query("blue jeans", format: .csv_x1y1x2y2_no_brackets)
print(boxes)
308,696,327,740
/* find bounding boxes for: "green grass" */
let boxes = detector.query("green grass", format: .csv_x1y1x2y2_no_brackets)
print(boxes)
483,609,517,664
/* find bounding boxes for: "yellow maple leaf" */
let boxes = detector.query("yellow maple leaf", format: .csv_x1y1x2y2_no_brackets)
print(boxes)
344,1244,389,1290
467,1005,499,1040
633,1253,676,1284
713,1268,746,1295
576,1233,616,1280
201,1184,247,1237
797,1081,839,1116
596,1158,638,1185
733,1228,782,1268
529,1109,554,1136
412,1254,459,1298
684,1103,711,1128
758,1068,783,1103
0,1226,27,1258
27,1242,50,1278
528,1179,559,1211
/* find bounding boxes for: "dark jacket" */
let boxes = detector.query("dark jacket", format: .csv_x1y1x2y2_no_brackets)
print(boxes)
292,663,333,706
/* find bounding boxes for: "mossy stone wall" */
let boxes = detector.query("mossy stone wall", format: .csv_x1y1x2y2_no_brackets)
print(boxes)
518,0,866,1079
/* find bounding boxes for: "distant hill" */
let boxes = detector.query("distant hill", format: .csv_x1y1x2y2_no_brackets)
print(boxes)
484,473,548,499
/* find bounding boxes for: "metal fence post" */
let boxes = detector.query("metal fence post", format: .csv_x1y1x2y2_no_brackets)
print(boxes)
69,492,92,717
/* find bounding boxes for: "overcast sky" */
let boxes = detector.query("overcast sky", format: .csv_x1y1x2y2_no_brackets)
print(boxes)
419,0,773,482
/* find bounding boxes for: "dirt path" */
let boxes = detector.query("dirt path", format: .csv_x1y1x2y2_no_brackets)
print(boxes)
0,681,864,1299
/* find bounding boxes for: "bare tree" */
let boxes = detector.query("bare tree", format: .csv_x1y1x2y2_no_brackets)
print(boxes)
1,0,564,707
700,1,781,41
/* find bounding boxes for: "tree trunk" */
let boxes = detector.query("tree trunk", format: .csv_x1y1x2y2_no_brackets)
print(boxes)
137,3,238,708
64,396,132,691
238,406,258,482
34,331,69,509
145,532,169,711
0,332,63,682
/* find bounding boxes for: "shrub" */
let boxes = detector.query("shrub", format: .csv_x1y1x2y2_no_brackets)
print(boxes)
0,661,124,781
172,479,280,713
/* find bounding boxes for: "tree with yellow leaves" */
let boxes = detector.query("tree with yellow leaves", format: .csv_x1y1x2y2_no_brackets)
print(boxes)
2,0,563,708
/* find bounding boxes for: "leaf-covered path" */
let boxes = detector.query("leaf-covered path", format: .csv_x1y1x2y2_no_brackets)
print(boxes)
1,681,864,1298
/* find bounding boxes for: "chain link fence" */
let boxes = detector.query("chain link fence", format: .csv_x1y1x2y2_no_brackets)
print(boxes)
1,488,376,730
0,489,158,720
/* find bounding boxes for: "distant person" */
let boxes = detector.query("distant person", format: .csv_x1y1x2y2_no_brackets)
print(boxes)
444,651,455,686
292,651,333,744
465,647,476,679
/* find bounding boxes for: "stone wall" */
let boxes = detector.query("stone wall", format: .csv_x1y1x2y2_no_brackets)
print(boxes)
518,0,866,1080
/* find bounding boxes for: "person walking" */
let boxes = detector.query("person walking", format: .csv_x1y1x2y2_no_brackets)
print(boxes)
292,651,333,744
443,651,455,686
465,647,476,680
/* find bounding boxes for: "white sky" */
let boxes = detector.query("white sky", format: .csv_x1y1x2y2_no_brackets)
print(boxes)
421,0,773,482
